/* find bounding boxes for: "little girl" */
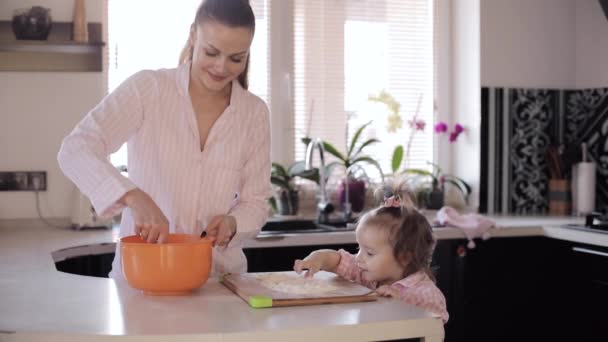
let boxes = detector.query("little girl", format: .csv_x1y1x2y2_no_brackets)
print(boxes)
293,195,449,323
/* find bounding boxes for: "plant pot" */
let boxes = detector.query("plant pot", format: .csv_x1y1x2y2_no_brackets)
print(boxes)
276,190,299,216
338,179,366,213
421,188,444,210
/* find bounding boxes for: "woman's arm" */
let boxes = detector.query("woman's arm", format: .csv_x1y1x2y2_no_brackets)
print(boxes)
225,100,272,246
57,71,148,217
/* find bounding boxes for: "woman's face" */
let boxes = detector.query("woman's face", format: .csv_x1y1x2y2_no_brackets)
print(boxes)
355,224,407,285
190,20,253,93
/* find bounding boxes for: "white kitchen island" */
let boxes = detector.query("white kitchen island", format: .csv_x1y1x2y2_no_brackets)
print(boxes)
0,222,444,342
2,213,605,342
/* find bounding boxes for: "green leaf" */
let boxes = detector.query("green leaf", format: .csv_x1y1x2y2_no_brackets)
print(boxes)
350,156,385,181
271,162,289,179
348,121,373,159
322,141,346,162
391,145,404,173
352,138,380,160
287,161,307,176
268,197,277,213
443,179,466,197
324,161,341,180
426,161,442,178
402,168,436,182
301,136,312,147
444,175,471,197
270,176,290,190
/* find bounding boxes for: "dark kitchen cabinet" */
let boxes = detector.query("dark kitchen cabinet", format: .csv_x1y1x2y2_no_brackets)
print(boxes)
556,241,608,341
55,253,114,278
435,236,608,342
456,237,560,342
244,244,359,272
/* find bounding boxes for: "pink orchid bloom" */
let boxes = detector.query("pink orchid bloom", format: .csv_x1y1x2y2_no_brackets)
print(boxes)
408,118,426,131
449,132,459,143
434,122,448,133
454,123,464,134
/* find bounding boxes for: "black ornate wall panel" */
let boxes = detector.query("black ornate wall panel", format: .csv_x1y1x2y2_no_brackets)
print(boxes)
481,87,608,214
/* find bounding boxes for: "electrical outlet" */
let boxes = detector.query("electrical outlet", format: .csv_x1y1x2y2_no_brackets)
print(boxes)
0,171,47,191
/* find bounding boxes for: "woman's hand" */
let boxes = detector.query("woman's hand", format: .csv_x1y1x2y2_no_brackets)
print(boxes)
376,285,401,298
120,189,169,243
294,250,339,278
204,215,236,247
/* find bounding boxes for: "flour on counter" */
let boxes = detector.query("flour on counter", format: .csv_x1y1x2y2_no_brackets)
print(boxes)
255,273,340,295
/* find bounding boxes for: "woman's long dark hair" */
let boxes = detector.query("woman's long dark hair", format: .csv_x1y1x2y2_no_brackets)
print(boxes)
179,0,255,89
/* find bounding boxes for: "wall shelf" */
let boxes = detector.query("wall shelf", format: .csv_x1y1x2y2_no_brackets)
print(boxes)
0,21,104,72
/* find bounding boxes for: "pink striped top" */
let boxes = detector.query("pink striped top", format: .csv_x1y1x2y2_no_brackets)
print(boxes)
336,249,449,323
57,62,271,277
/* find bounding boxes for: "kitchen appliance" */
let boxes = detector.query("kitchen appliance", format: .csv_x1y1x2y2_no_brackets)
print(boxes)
563,211,608,234
71,192,113,230
221,271,377,308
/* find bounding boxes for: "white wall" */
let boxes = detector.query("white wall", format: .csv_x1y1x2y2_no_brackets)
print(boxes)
575,0,608,88
480,0,576,89
450,0,481,210
0,0,105,219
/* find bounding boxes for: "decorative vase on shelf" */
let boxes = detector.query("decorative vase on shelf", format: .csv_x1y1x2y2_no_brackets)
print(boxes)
72,0,88,43
11,7,52,40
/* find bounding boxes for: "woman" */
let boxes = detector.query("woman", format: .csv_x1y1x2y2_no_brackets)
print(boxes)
58,0,271,278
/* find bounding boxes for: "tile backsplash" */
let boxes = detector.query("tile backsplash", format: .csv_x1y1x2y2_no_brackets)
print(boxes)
481,86,608,214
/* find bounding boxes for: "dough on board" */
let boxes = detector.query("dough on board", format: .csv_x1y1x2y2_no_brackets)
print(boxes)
255,272,340,295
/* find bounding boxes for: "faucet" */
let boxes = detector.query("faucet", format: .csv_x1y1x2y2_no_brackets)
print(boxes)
305,138,334,224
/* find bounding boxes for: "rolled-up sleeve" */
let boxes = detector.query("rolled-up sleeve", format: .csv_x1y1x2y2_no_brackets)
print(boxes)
228,100,272,246
57,71,149,217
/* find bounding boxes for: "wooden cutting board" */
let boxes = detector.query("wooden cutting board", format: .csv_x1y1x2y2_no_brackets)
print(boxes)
221,271,377,308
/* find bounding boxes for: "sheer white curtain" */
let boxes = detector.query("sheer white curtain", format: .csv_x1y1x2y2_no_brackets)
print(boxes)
292,0,435,177
106,0,269,167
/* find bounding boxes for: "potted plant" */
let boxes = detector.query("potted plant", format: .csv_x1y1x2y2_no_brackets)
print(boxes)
270,161,319,216
397,160,471,209
388,119,470,209
305,121,384,213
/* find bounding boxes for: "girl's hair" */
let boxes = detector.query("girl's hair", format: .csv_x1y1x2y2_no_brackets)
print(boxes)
178,0,255,89
359,190,436,280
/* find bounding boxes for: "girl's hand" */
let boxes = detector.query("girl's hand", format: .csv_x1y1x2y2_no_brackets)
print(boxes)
293,251,325,278
121,189,169,244
204,215,236,247
376,285,401,298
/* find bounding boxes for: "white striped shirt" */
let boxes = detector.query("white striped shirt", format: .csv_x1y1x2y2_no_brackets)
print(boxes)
58,62,271,278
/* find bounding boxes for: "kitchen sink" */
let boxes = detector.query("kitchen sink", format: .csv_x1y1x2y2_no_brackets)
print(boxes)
260,218,356,235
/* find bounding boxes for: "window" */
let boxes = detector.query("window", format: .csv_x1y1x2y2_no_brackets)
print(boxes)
293,0,436,178
106,0,435,178
106,0,269,167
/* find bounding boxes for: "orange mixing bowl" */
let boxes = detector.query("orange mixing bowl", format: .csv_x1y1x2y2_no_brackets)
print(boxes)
120,234,212,295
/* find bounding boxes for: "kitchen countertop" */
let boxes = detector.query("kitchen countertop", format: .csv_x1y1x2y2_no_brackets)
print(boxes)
0,220,443,342
248,214,608,248
1,214,606,341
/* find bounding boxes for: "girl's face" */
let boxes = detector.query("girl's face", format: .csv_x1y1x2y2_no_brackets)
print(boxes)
190,21,253,93
355,224,407,285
